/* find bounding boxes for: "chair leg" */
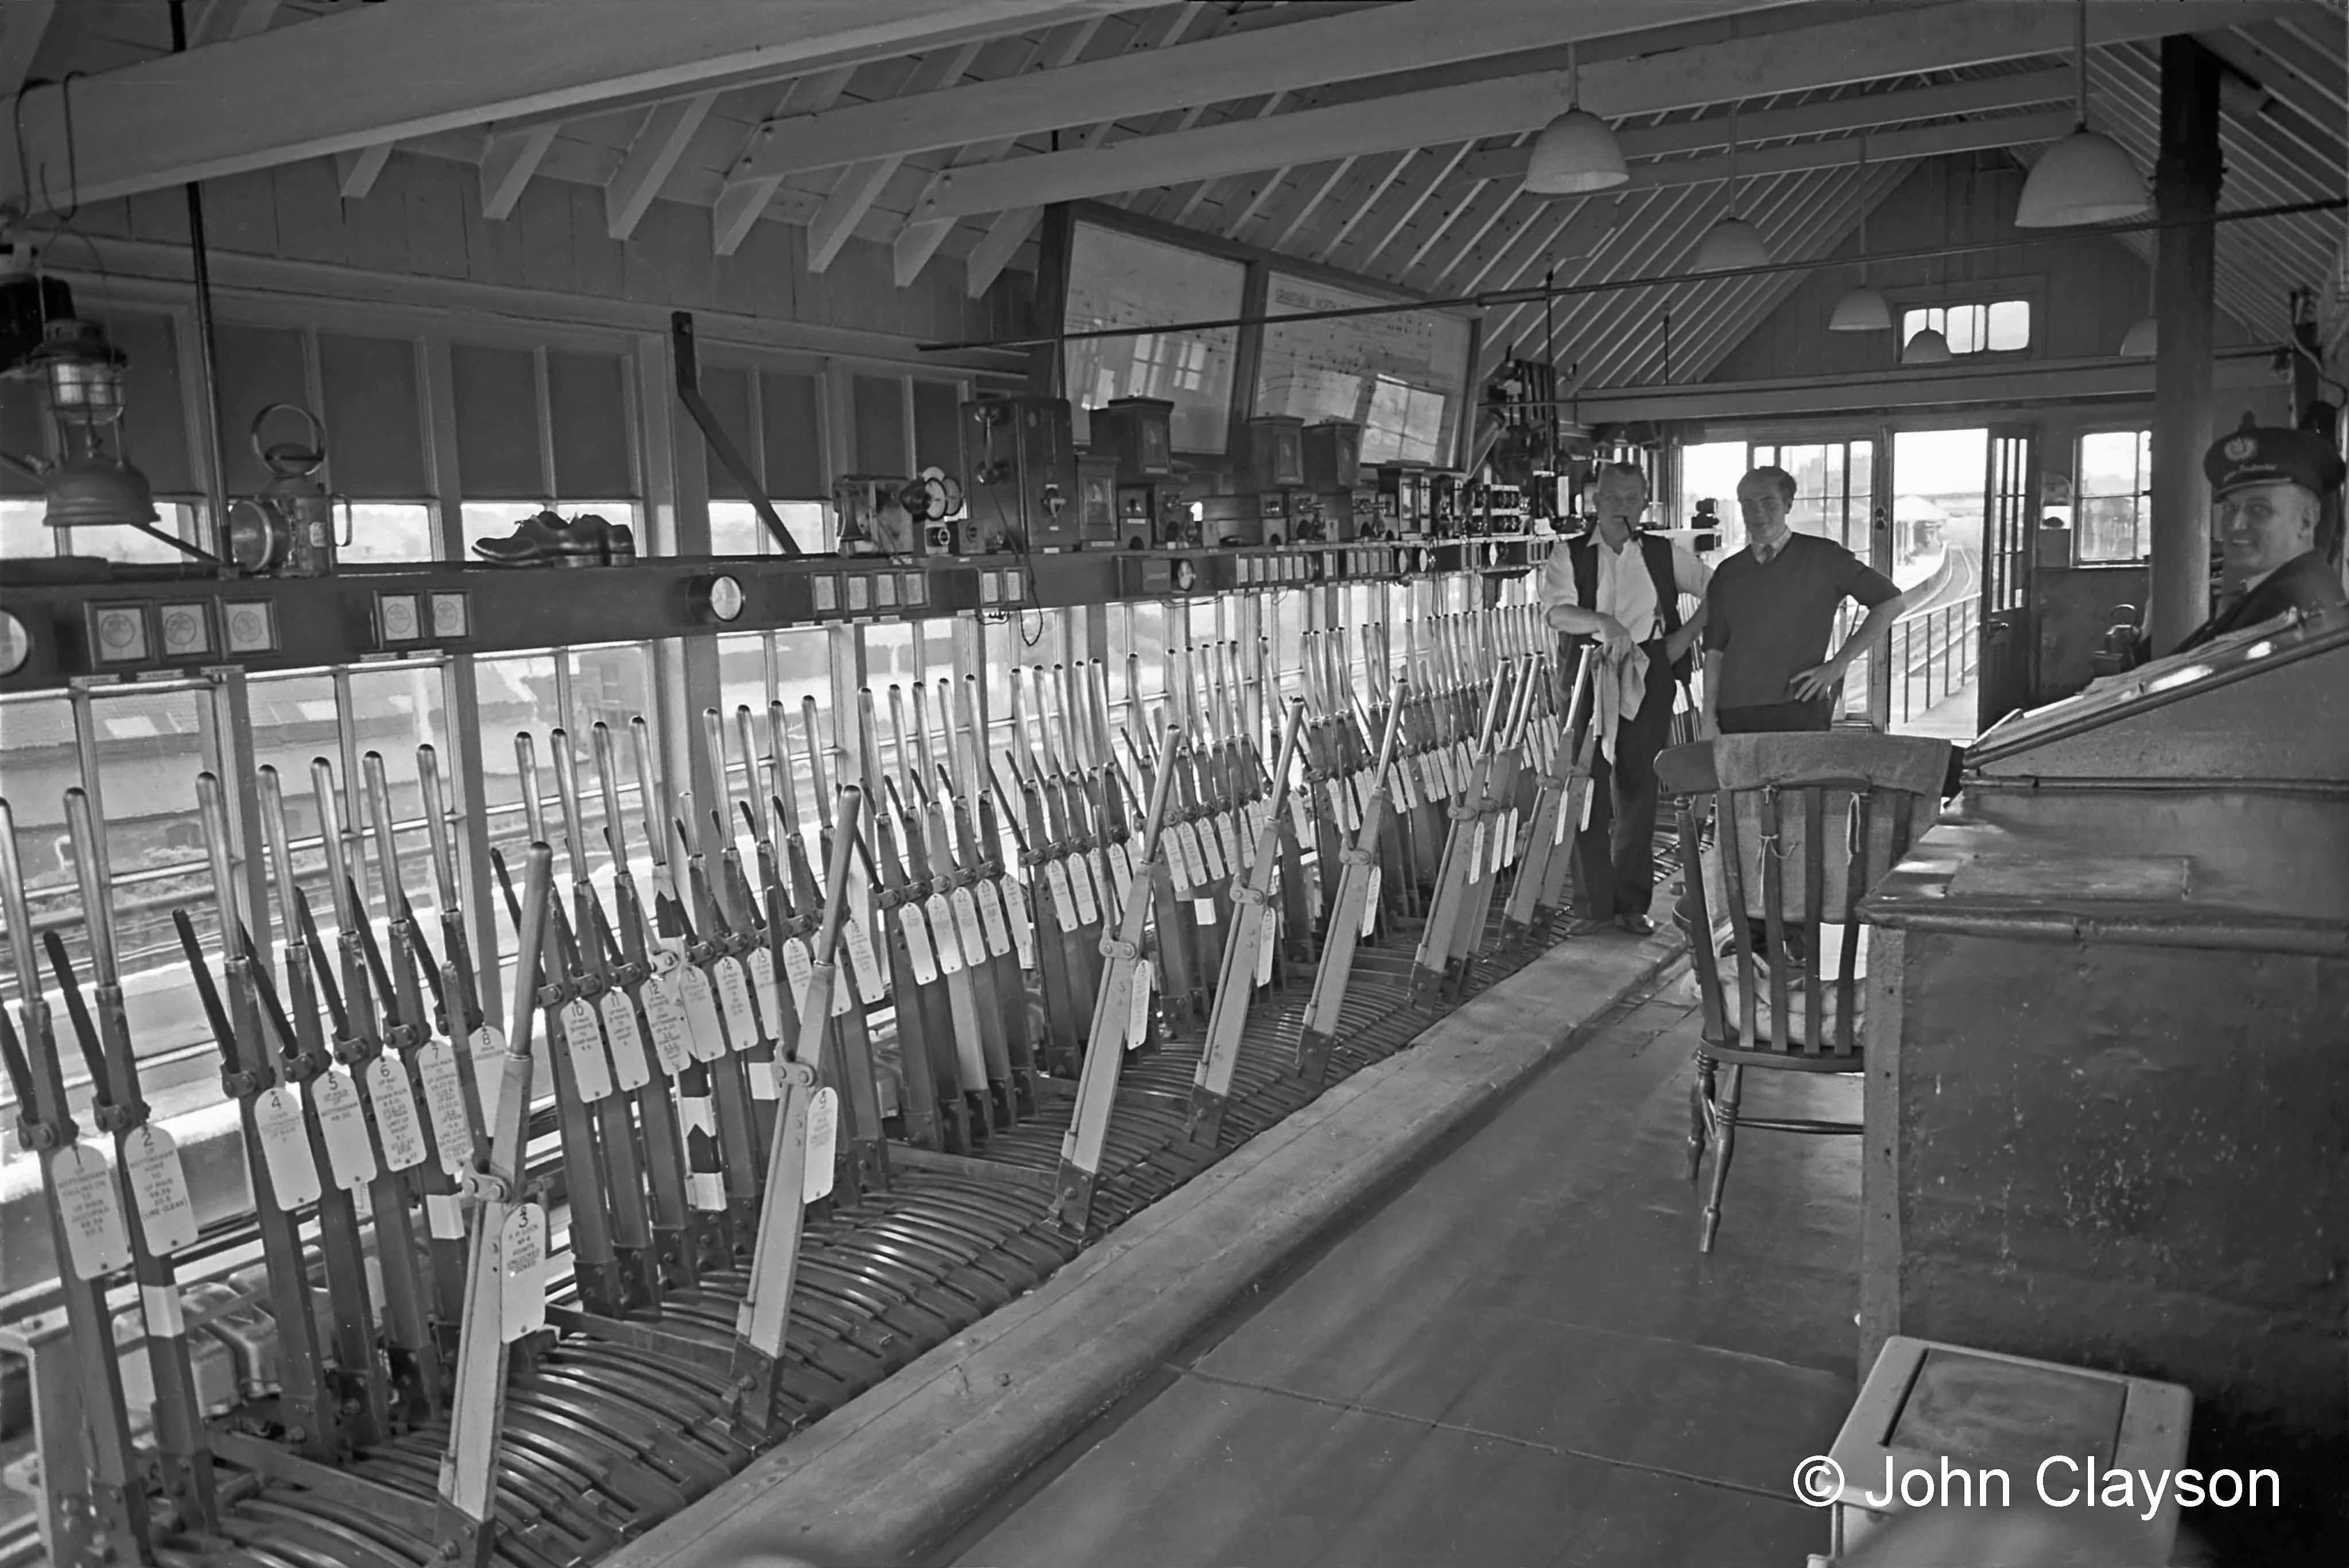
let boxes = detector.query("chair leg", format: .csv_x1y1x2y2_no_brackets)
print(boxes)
1684,1058,1712,1181
1699,1064,1745,1253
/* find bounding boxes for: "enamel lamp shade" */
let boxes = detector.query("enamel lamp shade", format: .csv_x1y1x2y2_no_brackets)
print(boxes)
1829,285,1893,332
1526,108,1628,194
2013,0,2150,228
1691,217,1770,273
1902,327,1953,365
2015,128,2149,227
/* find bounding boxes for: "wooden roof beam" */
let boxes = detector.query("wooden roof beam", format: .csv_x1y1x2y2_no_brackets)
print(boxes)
733,0,1803,182
893,14,1111,286
963,6,1222,296
1622,168,1875,383
334,142,393,200
1334,144,1477,276
1292,150,1411,264
1257,158,1355,253
480,122,560,220
1477,184,1713,379
1616,110,2073,193
1173,93,1291,227
1538,186,1731,376
1122,6,1283,227
1575,350,2280,422
807,42,983,272
1460,67,2073,182
1397,149,1538,292
1460,196,1619,308
604,92,717,241
714,66,858,257
909,3,2294,223
1,0,1125,214
1673,162,1910,380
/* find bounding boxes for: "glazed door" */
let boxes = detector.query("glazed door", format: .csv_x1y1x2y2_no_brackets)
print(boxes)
1978,424,2038,732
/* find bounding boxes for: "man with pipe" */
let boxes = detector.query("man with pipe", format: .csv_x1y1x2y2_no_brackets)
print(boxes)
1540,461,1711,936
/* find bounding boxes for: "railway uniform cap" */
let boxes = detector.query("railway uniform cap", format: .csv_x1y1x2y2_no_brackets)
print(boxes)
2204,412,2347,499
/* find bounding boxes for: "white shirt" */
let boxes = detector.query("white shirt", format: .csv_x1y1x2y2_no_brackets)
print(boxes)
1541,529,1713,644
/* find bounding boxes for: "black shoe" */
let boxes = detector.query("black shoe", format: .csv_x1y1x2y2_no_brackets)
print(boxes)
472,508,611,568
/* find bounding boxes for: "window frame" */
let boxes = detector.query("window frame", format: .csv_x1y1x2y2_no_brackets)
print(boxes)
2072,426,2154,565
1893,289,2037,362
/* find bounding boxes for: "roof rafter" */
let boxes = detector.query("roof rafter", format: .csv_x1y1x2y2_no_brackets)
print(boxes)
606,91,718,241
480,122,560,220
1293,151,1411,263
806,42,984,273
968,3,1225,297
1458,67,2072,181
1,0,1127,214
738,0,1798,183
1334,143,1476,276
907,2,2295,224
893,14,1113,288
714,66,859,257
1257,158,1355,253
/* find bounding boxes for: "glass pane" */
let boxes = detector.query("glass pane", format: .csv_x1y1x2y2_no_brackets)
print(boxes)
1944,305,1982,355
718,630,771,722
342,662,451,920
0,498,50,560
1063,222,1244,452
863,622,919,692
0,692,75,1011
462,500,536,557
472,654,561,967
709,499,835,557
76,684,220,1074
1848,442,1875,553
1986,299,2031,351
38,502,214,565
341,502,438,565
770,628,836,832
1781,445,1830,538
2077,431,2142,500
571,644,650,733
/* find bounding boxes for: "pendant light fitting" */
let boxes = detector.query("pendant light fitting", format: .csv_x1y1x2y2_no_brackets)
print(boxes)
1691,108,1771,272
2015,0,2151,227
1829,139,1892,331
1526,41,1629,195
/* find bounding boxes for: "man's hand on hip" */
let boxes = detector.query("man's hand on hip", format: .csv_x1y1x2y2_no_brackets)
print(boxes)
1788,659,1843,702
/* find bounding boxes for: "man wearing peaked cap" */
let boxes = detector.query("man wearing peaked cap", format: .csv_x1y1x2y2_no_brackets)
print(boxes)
2164,412,2347,656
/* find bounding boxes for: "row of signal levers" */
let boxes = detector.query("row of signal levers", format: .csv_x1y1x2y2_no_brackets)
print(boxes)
1,604,1599,1568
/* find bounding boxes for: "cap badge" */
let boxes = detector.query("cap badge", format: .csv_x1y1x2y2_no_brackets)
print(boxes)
2223,434,2257,463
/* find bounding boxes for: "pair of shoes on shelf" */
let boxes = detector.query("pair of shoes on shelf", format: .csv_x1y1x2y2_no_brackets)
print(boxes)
1615,913,1658,937
471,508,637,568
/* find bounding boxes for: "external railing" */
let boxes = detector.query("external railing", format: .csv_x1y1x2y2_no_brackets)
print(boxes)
1886,596,1980,725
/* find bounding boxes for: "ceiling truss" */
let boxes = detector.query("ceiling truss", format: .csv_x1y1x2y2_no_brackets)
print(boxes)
3,0,2335,395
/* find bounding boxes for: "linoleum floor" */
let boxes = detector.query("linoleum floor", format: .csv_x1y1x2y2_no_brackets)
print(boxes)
943,969,1863,1568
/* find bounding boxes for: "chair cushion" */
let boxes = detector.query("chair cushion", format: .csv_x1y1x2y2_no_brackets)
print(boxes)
1697,967,1865,1057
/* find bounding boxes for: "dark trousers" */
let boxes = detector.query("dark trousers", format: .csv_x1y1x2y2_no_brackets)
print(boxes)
1716,699,1832,735
1573,642,1679,919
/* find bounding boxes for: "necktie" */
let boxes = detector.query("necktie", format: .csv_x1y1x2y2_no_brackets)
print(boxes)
1751,539,1777,567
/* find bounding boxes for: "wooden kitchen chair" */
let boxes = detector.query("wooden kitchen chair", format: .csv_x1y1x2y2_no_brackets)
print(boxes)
1657,732,1951,1253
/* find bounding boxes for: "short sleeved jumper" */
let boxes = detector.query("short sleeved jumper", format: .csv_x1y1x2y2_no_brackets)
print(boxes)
1701,533,1901,713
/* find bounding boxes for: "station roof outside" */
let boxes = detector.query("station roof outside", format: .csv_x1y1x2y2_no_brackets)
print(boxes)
1,1,2340,395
